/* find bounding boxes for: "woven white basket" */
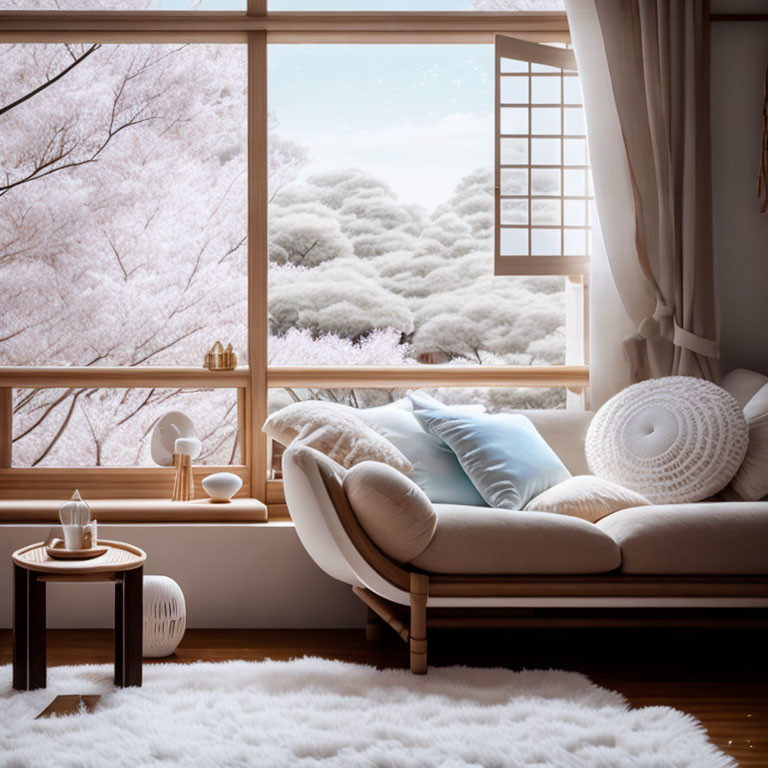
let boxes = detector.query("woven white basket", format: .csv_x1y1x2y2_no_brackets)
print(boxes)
585,376,748,504
143,575,186,658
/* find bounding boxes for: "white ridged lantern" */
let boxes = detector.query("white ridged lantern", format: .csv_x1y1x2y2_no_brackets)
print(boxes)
143,576,186,658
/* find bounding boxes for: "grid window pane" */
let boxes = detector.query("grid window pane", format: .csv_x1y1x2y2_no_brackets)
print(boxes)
564,169,586,196
500,76,528,104
563,138,587,166
564,200,587,226
564,107,585,135
564,228,587,256
500,227,528,256
531,138,561,165
531,107,560,135
501,169,528,195
531,168,561,196
501,199,528,225
500,58,529,74
531,76,560,104
531,228,561,256
500,138,528,165
531,199,560,226
500,107,528,135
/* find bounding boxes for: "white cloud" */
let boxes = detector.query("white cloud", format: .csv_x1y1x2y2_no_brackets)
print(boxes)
283,112,493,209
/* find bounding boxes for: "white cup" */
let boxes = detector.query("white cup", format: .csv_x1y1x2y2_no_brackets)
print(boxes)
62,524,86,550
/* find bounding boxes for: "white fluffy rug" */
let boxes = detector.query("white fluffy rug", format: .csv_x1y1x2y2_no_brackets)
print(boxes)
0,658,734,768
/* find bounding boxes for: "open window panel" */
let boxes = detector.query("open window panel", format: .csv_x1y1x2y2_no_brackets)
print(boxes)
495,34,590,408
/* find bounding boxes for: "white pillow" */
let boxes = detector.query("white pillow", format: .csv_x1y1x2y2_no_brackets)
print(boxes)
524,476,650,523
263,401,412,474
585,376,748,504
729,382,768,501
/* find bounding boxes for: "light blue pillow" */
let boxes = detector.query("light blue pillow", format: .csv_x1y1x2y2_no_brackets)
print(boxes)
409,392,571,510
358,400,487,507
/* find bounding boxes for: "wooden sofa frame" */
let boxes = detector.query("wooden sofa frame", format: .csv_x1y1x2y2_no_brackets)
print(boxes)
320,465,768,674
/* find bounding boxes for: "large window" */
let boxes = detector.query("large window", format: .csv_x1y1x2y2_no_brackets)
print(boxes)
0,2,587,513
1,43,247,470
267,44,567,376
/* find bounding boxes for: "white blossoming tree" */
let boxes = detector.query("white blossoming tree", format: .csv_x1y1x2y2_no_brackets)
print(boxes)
1,42,305,466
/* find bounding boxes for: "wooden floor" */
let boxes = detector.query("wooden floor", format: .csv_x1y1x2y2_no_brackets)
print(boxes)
2,626,767,766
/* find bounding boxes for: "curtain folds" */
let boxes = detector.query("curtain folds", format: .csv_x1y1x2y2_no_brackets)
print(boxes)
566,0,719,384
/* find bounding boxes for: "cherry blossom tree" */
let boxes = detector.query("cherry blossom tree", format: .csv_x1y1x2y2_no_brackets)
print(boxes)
1,41,307,466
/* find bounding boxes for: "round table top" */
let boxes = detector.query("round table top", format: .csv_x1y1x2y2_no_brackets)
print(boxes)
12,539,146,575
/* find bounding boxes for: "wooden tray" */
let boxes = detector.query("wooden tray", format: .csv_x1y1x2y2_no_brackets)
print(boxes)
46,544,109,560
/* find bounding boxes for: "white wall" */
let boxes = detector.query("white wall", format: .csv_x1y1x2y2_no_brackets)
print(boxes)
1,524,363,629
711,7,768,375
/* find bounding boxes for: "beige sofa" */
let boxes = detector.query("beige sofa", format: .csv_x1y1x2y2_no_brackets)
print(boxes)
282,409,768,674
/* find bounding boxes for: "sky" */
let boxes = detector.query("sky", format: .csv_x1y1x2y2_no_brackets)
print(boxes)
157,3,497,208
147,0,560,208
268,44,494,209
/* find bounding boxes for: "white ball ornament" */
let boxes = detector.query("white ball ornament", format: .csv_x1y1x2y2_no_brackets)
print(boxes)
202,472,243,502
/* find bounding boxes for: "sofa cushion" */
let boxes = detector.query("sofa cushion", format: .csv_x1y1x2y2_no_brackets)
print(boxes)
524,476,650,523
586,376,748,504
721,368,768,409
729,382,768,501
410,393,571,510
358,400,487,506
410,504,621,574
596,503,768,574
263,400,412,473
343,461,437,563
519,410,594,476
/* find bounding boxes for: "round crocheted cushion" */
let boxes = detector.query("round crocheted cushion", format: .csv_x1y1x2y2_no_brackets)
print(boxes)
585,376,748,504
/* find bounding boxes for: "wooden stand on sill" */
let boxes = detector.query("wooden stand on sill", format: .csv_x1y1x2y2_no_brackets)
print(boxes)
171,453,193,502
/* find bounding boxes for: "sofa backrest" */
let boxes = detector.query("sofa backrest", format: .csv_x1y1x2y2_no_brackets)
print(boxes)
516,409,594,476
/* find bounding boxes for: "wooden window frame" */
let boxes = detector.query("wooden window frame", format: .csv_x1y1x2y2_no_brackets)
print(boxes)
0,7,587,514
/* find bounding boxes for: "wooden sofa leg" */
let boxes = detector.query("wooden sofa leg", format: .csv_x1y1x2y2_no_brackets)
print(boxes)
365,607,384,642
409,572,428,675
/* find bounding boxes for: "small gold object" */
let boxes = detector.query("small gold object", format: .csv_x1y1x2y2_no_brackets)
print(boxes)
204,341,238,371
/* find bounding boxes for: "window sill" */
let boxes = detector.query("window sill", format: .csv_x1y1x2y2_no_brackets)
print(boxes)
0,498,268,524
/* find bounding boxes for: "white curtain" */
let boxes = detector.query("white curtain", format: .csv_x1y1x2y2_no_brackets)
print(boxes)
566,0,719,396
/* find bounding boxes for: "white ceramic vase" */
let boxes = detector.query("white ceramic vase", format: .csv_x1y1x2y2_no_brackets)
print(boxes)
143,575,186,658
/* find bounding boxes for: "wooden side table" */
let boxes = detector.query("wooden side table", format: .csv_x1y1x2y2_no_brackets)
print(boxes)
11,539,147,691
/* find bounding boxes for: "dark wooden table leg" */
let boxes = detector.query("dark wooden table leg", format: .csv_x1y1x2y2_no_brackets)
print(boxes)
115,566,143,687
13,565,46,691
114,573,124,686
